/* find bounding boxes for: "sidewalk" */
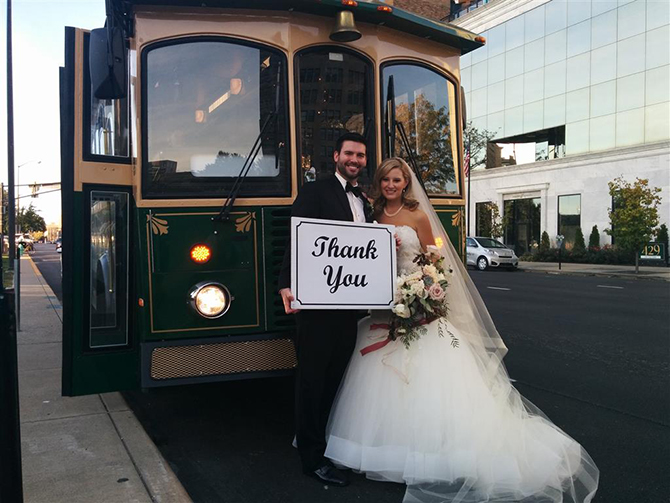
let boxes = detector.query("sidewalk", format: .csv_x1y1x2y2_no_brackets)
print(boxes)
18,256,191,503
518,260,670,281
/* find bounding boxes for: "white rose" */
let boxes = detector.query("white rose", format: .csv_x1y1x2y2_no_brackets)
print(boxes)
407,271,423,282
410,280,426,298
423,264,439,281
392,303,411,318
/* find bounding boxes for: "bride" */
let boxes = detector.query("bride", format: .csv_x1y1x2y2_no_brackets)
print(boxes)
324,158,599,503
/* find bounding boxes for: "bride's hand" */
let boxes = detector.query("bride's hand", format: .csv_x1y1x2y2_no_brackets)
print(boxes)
280,288,300,314
395,233,402,250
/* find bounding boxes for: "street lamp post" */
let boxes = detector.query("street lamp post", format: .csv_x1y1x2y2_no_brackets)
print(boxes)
16,160,41,233
13,159,40,335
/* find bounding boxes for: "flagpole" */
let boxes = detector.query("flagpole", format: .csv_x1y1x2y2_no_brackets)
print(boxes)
466,137,471,237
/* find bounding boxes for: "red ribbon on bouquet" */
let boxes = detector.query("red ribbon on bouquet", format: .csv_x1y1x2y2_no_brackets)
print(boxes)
360,323,392,355
360,318,436,356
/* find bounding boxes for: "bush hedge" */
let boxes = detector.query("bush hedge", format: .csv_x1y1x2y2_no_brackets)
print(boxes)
520,245,635,265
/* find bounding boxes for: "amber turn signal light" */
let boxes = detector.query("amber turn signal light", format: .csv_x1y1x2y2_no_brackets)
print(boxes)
190,244,212,263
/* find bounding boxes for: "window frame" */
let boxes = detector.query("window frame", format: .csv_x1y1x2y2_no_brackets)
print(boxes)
81,184,134,353
82,32,132,164
557,193,582,244
380,59,464,199
140,36,292,200
293,45,377,186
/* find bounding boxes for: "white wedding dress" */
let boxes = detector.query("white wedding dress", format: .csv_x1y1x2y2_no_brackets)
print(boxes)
325,225,598,503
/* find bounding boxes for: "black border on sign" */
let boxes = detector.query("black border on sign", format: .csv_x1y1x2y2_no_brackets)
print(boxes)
294,220,395,307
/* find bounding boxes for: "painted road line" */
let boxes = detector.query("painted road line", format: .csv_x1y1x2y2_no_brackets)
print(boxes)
487,286,511,291
597,285,624,289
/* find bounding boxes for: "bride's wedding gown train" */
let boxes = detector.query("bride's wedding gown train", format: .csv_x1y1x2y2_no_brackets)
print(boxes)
325,226,598,503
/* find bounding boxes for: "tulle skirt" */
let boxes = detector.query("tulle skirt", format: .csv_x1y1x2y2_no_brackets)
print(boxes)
325,314,599,503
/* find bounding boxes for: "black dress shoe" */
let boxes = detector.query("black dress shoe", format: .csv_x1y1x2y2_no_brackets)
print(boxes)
308,464,350,487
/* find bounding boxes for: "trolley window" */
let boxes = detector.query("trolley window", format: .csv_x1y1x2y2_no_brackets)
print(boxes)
295,48,375,185
382,63,460,196
142,38,290,198
83,33,130,161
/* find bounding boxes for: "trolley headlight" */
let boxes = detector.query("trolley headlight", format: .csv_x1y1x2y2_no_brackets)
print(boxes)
189,282,231,319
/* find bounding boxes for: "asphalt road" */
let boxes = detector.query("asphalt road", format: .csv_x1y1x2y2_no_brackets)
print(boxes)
33,244,670,502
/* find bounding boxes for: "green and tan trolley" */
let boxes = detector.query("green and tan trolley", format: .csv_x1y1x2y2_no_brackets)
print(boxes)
60,0,483,396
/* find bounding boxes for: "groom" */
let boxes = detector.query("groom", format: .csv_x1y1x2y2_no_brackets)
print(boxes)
279,132,372,486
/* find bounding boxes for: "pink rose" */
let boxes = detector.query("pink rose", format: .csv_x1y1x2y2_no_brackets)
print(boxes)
428,283,446,301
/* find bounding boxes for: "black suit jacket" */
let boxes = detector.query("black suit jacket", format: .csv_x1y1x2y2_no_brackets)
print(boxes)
278,175,372,290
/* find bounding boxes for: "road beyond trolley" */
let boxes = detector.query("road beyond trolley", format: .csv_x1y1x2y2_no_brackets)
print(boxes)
17,255,190,503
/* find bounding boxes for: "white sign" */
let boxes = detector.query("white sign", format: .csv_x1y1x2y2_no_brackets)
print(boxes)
291,217,396,310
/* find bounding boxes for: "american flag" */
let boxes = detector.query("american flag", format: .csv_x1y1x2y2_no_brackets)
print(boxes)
463,148,470,178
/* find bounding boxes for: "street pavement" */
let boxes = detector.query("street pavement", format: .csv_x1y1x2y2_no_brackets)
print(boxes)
16,244,190,503
29,243,670,502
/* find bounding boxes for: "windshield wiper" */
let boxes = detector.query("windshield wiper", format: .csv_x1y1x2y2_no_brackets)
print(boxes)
395,121,427,194
215,62,282,222
384,75,427,194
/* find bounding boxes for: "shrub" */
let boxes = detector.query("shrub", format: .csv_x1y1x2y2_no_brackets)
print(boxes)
539,231,550,252
573,227,586,257
588,225,600,250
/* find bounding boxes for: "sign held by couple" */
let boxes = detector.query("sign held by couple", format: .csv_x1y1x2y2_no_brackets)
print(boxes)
290,217,397,310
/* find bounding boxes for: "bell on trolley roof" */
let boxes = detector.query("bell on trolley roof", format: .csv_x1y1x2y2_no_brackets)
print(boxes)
330,10,362,42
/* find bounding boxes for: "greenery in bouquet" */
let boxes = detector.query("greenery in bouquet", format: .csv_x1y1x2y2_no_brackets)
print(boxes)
390,245,455,349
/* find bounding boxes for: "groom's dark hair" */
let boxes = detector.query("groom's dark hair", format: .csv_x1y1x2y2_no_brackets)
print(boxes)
335,132,367,153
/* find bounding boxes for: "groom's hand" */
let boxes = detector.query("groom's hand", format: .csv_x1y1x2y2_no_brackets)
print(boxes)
280,288,300,314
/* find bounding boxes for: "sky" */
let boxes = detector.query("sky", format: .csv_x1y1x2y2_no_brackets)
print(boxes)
0,0,106,226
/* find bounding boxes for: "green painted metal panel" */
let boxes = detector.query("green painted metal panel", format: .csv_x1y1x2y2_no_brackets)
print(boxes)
61,29,140,396
435,205,465,260
141,210,265,336
262,207,295,332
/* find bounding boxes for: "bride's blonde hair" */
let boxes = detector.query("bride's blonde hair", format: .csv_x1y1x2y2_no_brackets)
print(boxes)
371,157,419,216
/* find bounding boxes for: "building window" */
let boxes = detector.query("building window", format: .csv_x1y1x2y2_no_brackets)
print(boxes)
487,126,566,169
558,194,581,249
503,197,541,256
475,201,495,237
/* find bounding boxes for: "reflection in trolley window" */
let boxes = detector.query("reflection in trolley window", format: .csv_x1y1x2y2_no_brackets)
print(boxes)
383,63,460,196
142,39,290,199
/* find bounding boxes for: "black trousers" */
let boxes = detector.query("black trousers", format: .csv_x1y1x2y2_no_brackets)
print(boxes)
294,310,358,473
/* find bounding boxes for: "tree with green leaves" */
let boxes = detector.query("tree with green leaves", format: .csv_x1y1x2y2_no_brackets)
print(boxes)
464,121,496,172
1,185,8,235
573,227,586,255
606,177,662,273
588,225,600,250
17,204,47,234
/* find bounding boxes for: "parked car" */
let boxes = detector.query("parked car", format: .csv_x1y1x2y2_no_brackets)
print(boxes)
466,237,519,271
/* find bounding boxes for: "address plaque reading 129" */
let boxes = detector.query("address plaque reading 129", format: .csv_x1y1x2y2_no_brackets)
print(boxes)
291,217,397,310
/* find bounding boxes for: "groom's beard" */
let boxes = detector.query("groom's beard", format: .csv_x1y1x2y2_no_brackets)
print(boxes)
336,160,363,182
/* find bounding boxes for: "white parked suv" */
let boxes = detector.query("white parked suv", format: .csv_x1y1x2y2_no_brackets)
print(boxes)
466,237,519,271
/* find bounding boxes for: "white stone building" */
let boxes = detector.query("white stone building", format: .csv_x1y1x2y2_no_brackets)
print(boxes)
451,0,670,254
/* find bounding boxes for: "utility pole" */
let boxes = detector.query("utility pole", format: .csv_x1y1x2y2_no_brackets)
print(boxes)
1,0,24,501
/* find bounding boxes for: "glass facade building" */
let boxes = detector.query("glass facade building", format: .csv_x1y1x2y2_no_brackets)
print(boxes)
453,0,669,251
460,0,670,157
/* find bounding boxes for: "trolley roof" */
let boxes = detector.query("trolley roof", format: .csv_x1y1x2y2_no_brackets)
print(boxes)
108,0,484,54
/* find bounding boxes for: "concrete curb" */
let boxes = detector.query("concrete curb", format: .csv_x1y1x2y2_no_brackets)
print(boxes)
24,256,191,503
517,264,670,282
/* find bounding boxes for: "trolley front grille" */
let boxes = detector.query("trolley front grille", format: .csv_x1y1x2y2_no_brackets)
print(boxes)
150,338,297,380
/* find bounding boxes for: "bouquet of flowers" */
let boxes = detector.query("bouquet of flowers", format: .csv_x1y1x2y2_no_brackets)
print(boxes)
390,245,454,349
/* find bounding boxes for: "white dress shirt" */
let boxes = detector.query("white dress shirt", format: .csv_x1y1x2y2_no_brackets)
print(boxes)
334,171,366,223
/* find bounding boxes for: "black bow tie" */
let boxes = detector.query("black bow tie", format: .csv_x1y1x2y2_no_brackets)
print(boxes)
345,183,363,199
